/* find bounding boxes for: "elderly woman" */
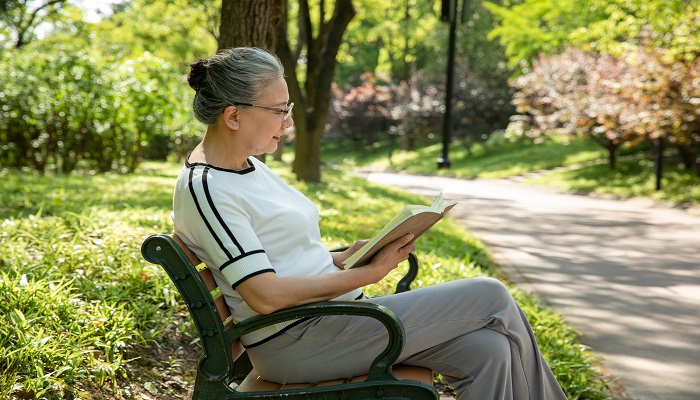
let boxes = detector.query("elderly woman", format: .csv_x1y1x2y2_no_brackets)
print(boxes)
172,47,566,400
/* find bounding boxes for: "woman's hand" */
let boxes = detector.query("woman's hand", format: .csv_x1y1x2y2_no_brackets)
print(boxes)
238,234,415,314
331,239,370,268
364,233,416,282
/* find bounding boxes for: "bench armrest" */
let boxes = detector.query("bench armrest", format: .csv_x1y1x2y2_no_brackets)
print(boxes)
331,246,420,294
229,301,405,382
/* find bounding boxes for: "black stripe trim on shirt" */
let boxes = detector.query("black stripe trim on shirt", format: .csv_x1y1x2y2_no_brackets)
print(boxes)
355,292,366,300
200,167,246,255
219,249,267,272
188,167,233,259
230,268,275,289
242,317,312,349
185,155,256,174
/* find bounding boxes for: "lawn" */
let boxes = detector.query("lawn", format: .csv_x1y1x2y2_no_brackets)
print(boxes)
327,134,700,206
0,161,611,399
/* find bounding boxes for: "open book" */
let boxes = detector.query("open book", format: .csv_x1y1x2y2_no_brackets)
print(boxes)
342,192,458,269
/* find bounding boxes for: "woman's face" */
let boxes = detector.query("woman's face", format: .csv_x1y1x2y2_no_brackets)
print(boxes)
239,77,294,156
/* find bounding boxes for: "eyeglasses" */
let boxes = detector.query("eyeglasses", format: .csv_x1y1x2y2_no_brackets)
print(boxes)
233,102,294,120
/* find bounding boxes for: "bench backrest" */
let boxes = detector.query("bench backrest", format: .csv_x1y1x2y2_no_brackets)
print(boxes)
141,234,246,387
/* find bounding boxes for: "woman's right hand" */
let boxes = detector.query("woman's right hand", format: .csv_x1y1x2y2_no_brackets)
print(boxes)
365,233,416,282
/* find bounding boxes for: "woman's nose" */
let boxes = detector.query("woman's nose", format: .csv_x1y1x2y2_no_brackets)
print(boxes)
283,114,294,128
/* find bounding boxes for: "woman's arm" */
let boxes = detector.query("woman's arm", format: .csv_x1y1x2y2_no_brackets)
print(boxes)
236,234,415,314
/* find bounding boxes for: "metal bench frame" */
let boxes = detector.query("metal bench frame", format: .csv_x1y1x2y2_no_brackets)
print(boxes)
141,233,439,400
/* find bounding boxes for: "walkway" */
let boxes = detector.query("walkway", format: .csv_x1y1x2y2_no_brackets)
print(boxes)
364,172,700,400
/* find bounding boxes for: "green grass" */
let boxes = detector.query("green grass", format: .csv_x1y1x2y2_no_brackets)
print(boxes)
326,134,606,179
527,158,700,205
328,134,700,205
0,161,612,399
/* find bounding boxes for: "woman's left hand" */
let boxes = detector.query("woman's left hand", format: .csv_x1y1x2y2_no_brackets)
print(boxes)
331,239,369,268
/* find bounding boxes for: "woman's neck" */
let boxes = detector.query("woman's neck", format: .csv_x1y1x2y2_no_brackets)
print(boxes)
195,126,250,171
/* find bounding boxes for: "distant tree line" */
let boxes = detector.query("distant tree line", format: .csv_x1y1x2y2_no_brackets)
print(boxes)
512,47,700,176
491,0,700,176
0,0,514,178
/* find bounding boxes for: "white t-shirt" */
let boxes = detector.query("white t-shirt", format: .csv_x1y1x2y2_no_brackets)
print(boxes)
172,156,362,346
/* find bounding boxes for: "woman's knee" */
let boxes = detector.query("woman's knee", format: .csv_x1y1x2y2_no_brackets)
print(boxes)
467,277,513,304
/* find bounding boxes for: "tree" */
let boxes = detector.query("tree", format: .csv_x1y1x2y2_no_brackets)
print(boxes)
484,0,698,71
619,50,700,176
277,0,356,182
512,48,641,168
217,0,282,163
92,0,218,65
570,0,699,61
484,0,601,69
0,0,68,49
218,0,280,50
336,0,442,85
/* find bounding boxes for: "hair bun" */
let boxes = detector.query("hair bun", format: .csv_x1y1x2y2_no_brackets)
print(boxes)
188,58,209,91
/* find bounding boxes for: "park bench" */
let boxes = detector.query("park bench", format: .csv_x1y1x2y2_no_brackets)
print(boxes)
141,233,439,400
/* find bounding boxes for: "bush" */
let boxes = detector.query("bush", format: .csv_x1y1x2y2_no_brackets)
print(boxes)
0,42,199,173
512,47,700,175
326,66,514,155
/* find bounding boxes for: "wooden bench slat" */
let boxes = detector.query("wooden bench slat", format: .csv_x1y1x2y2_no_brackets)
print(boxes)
239,365,433,392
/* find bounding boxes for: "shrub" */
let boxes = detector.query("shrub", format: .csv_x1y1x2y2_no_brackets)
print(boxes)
512,46,700,175
0,42,198,173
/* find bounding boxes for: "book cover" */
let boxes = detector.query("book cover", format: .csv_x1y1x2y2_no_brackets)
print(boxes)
343,192,458,269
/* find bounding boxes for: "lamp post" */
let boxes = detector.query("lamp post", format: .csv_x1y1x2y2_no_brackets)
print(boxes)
438,0,465,169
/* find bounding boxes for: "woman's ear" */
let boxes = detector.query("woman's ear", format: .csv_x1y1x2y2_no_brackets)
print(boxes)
223,106,240,130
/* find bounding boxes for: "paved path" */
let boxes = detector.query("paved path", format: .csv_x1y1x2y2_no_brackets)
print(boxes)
364,172,700,400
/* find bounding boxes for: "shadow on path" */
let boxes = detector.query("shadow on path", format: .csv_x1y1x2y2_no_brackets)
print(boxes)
366,172,700,400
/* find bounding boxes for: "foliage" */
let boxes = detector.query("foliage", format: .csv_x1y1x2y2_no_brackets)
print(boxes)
511,47,700,175
570,0,700,61
0,40,199,173
485,0,699,71
90,0,219,66
327,63,514,155
336,0,443,85
0,161,611,399
0,0,69,49
618,50,700,176
450,61,515,153
484,0,603,69
511,48,636,168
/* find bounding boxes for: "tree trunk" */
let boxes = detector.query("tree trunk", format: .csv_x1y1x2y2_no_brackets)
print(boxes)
218,0,280,50
277,0,356,182
218,0,281,164
606,140,618,169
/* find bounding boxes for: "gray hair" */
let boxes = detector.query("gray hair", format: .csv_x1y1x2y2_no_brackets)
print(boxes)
187,47,285,125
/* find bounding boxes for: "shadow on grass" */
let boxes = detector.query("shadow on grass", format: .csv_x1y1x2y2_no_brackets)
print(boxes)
531,159,700,205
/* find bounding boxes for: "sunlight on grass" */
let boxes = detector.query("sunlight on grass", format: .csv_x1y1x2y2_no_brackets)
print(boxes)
327,134,605,179
326,134,699,206
528,159,700,205
0,161,612,399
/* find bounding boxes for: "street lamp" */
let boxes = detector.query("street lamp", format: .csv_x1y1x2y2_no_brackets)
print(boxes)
437,0,468,170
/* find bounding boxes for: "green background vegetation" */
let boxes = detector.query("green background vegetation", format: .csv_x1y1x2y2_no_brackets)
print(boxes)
0,160,611,399
2,0,699,398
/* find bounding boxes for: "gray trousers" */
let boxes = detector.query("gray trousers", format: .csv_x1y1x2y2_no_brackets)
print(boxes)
247,277,567,400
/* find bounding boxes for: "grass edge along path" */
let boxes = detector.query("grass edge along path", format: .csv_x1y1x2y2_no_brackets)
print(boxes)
328,134,700,207
0,162,612,399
